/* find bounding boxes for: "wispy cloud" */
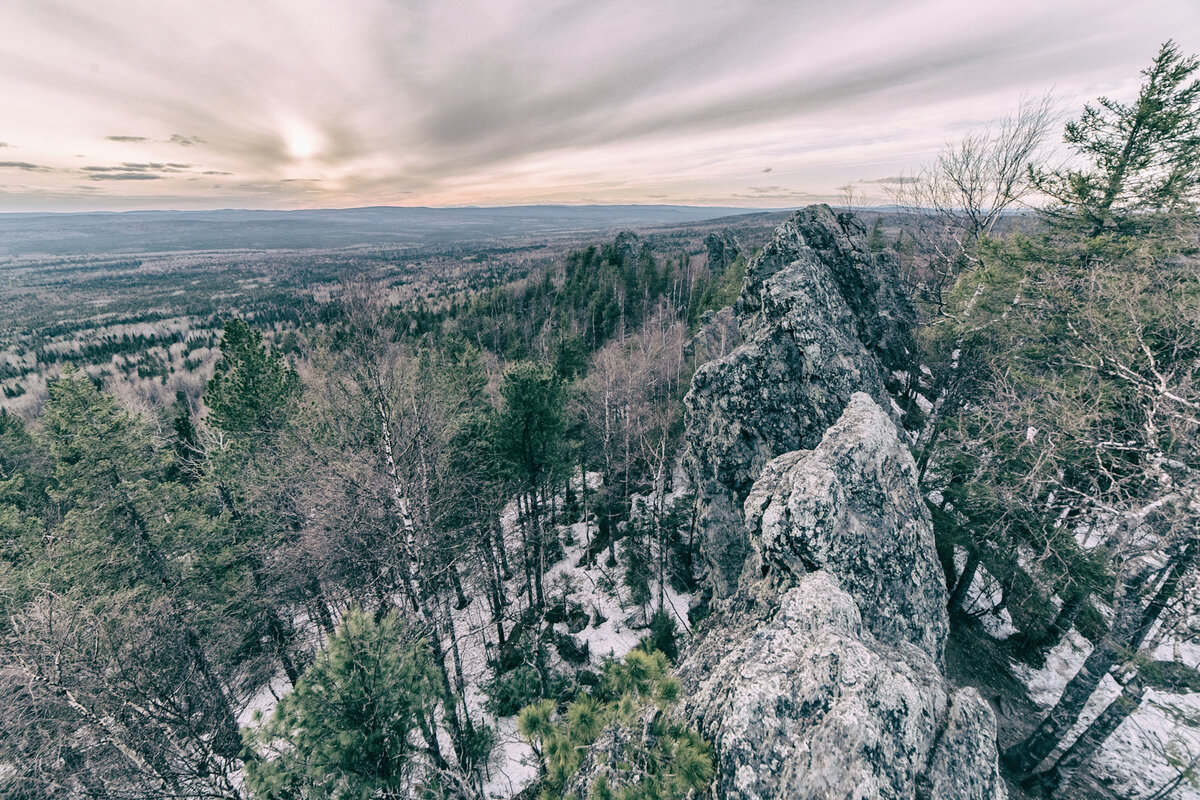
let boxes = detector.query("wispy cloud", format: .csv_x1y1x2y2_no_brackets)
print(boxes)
0,0,1195,210
80,161,203,181
88,172,163,181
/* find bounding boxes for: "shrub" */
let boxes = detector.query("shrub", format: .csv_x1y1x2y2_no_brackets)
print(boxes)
517,648,713,800
641,608,679,662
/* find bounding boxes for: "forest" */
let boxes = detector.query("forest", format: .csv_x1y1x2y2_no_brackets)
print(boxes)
1,41,1198,800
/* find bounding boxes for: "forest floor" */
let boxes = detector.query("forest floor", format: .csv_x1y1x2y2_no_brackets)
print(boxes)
474,512,694,798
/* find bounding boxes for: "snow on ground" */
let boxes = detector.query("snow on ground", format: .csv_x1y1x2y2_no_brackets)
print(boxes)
545,520,694,659
1009,627,1200,798
481,717,538,799
475,516,692,797
459,473,692,798
1010,629,1098,711
238,674,294,727
958,530,1200,797
1095,690,1200,800
951,547,1018,639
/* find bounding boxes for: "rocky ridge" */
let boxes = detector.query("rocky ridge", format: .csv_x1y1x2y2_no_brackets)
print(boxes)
566,206,1004,799
674,208,1003,798
683,205,916,600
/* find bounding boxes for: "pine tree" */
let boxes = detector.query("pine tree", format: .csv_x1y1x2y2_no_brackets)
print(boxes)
516,648,713,800
204,319,313,686
246,608,445,800
868,217,886,252
1033,40,1200,239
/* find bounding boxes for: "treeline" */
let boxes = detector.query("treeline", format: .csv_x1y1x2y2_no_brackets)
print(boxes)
907,42,1200,796
30,331,215,368
383,229,744,362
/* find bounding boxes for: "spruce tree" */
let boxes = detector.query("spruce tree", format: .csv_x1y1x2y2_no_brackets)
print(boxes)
204,319,312,686
206,318,301,435
1033,40,1200,239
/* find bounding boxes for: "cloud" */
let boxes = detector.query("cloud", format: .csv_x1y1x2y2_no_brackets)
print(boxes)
83,162,192,172
88,172,163,180
169,134,203,147
0,142,9,148
105,135,148,142
78,161,205,182
0,161,52,172
861,176,919,185
120,162,191,170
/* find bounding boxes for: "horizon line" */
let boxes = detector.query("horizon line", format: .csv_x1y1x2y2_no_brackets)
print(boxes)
0,202,874,217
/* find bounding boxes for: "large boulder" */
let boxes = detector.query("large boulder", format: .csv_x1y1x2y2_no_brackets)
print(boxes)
682,572,1001,800
744,392,947,662
675,395,1004,800
684,205,916,598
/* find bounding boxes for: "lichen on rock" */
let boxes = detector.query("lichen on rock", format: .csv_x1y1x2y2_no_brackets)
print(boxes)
669,207,1003,799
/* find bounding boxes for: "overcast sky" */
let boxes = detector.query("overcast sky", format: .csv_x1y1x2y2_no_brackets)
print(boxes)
0,0,1196,211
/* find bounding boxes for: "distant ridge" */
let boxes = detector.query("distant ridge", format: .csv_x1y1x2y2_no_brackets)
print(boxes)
0,205,786,257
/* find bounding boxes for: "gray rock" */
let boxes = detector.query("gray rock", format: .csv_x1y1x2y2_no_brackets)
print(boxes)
928,689,1007,800
686,306,743,367
673,395,1003,799
744,392,948,662
684,205,916,598
682,571,949,800
705,229,742,275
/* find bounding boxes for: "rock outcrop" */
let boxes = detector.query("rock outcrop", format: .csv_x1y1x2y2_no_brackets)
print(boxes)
705,229,742,275
677,394,1004,799
668,208,1003,799
743,393,947,662
684,205,916,599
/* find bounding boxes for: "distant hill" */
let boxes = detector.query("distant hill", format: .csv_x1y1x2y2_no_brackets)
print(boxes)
0,205,781,256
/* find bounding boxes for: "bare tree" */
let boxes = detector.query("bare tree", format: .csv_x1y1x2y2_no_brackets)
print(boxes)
891,93,1055,250
285,286,493,789
580,303,690,612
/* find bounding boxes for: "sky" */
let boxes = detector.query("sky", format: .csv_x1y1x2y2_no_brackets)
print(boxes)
0,0,1197,212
